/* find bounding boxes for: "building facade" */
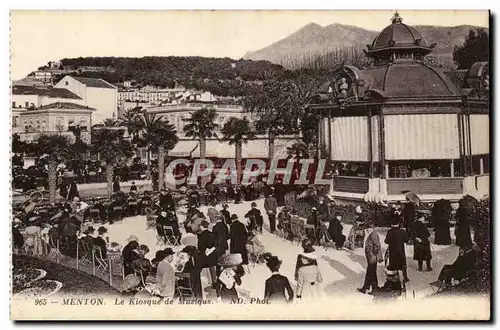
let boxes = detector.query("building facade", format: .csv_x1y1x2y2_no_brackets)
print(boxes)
311,13,489,203
11,85,85,135
54,76,118,124
17,102,94,143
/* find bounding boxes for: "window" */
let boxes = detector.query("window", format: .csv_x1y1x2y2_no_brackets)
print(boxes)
25,102,29,108
12,101,16,108
13,116,19,128
68,118,75,126
41,120,46,130
65,81,69,86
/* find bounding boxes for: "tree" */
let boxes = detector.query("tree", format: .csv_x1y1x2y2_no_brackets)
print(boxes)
137,113,178,190
221,117,255,183
453,29,489,69
91,128,135,196
68,125,89,175
118,107,144,143
33,134,72,203
12,133,26,155
183,108,219,160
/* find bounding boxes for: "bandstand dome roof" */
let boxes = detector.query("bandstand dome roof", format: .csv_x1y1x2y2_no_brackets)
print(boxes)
360,63,461,97
365,12,435,58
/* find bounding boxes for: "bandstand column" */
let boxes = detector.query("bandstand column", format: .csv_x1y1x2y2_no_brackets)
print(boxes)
367,109,374,178
328,111,333,160
379,114,387,178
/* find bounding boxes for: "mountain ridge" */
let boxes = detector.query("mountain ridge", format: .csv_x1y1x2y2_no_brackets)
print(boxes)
243,22,489,68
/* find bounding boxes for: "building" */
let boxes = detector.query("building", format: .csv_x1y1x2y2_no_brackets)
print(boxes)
17,102,94,143
118,86,185,107
139,102,294,163
54,76,118,124
11,85,85,135
310,13,489,203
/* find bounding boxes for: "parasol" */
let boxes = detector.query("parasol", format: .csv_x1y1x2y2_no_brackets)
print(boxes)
401,191,421,207
218,253,243,268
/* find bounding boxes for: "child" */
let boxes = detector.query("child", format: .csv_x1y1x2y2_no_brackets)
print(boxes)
263,254,294,303
217,264,245,303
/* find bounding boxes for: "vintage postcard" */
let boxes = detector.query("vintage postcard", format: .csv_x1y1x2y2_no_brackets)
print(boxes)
10,10,491,320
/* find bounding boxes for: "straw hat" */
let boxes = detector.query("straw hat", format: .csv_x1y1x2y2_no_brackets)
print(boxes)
127,235,139,242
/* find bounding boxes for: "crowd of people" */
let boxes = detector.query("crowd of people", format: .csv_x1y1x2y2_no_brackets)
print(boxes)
12,169,486,303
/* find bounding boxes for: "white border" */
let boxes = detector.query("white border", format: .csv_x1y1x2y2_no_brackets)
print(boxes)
2,1,498,329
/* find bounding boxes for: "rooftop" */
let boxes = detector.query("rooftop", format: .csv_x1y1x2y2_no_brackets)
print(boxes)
38,102,95,111
70,76,116,89
12,85,82,99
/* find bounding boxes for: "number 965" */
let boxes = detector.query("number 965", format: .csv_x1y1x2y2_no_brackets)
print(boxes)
35,299,47,305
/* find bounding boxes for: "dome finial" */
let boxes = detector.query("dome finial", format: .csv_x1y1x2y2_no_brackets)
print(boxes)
391,11,403,24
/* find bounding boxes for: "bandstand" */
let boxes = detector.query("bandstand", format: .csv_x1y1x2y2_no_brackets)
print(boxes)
310,13,490,203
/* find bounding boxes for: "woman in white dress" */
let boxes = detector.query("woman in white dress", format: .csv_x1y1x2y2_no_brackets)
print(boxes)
296,253,323,301
24,218,44,257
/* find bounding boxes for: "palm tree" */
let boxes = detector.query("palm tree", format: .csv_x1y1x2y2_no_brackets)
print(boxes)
33,134,72,203
137,113,178,190
221,116,255,183
242,79,298,159
91,128,135,196
183,108,219,160
118,107,144,143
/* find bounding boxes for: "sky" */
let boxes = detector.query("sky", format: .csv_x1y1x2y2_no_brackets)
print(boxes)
10,10,489,80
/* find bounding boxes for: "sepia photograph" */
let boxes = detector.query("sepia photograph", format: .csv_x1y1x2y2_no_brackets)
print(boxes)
9,9,491,320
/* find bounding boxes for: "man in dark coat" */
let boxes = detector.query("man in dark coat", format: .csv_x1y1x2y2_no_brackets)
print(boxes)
245,202,263,233
159,188,175,211
220,204,231,226
384,220,409,282
317,198,330,223
262,179,273,198
212,216,229,253
412,217,432,271
113,177,121,193
328,212,346,250
130,182,138,193
197,221,216,255
306,207,320,244
93,226,108,259
274,180,286,207
68,181,79,201
264,193,278,233
229,214,248,265
403,201,416,242
358,224,382,294
197,221,218,287
455,200,473,250
432,199,452,245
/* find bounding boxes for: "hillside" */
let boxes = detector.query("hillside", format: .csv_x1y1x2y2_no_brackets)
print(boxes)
244,23,489,69
50,56,285,97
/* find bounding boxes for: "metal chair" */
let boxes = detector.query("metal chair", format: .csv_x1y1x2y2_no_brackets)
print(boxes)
89,208,101,222
47,236,64,262
112,206,124,222
176,272,195,298
304,224,316,242
128,199,139,216
163,225,180,246
93,246,109,273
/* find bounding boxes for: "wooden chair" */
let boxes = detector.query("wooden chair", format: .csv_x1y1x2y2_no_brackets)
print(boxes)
163,225,180,246
93,246,108,273
78,240,92,264
89,208,101,222
176,272,195,298
47,236,63,263
112,206,124,222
